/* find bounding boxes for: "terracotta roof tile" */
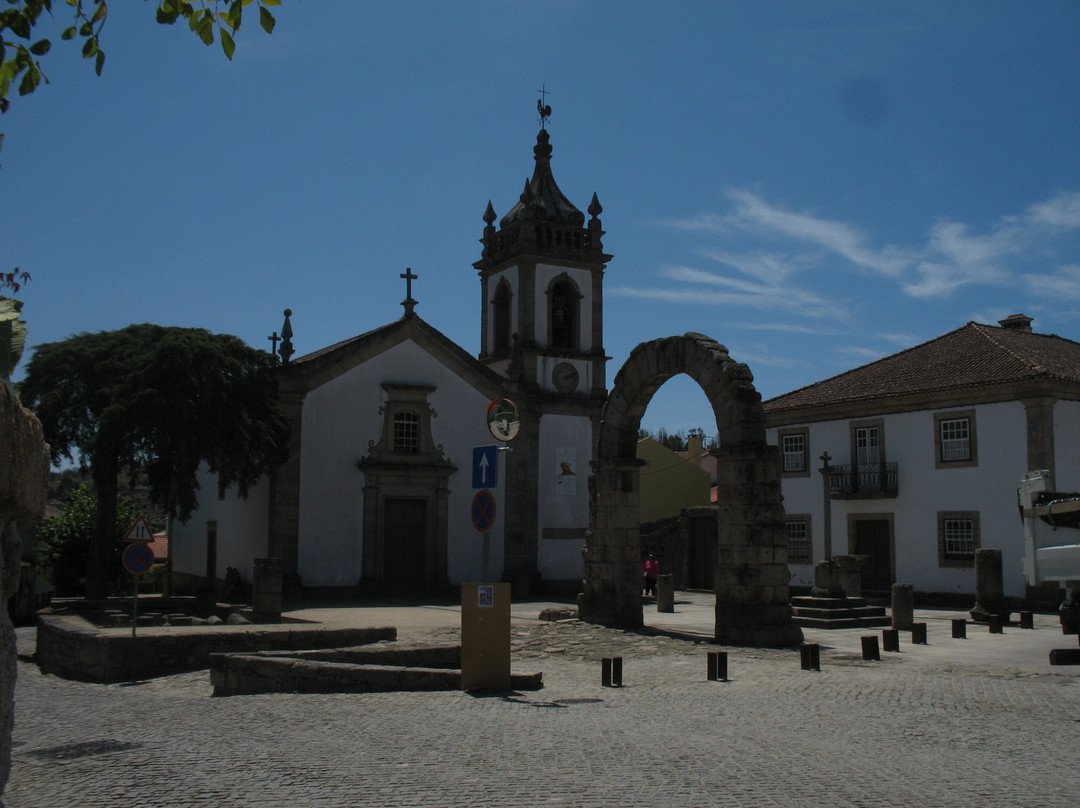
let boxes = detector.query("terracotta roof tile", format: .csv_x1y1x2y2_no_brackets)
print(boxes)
764,322,1080,415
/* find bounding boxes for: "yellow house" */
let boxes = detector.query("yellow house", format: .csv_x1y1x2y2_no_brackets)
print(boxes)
636,436,712,523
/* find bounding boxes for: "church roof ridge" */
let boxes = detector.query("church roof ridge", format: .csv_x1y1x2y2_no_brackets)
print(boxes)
279,314,507,395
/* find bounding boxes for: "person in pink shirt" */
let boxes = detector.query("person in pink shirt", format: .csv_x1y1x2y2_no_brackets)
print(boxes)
643,554,660,597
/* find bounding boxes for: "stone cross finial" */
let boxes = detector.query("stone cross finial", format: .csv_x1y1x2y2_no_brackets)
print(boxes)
400,268,418,316
820,451,831,469
268,331,280,358
278,309,294,364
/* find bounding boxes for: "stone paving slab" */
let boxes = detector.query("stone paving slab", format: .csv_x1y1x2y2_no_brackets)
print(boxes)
7,593,1080,807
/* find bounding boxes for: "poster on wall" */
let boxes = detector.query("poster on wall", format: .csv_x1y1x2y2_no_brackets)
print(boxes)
556,447,577,495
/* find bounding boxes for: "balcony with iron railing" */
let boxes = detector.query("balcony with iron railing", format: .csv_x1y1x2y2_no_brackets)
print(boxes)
828,462,898,498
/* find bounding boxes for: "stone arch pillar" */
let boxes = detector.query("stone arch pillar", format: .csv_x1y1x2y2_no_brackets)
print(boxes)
578,333,803,646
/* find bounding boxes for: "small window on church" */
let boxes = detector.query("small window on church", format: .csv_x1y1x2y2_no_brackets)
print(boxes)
493,280,512,355
550,278,578,350
393,411,420,453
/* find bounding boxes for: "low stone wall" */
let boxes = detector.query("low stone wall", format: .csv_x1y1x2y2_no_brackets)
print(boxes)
211,646,463,696
210,645,544,696
36,611,396,683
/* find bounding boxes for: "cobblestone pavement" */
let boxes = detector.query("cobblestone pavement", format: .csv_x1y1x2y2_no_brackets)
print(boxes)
7,601,1080,808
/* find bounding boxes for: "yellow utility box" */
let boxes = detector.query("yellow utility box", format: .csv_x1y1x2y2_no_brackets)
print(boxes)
460,583,511,691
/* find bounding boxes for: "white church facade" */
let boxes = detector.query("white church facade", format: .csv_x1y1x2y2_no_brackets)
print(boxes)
171,128,610,597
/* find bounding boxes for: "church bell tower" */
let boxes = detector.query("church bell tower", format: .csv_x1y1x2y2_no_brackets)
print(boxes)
474,127,611,399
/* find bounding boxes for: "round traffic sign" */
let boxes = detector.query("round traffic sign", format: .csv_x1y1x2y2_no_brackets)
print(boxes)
122,542,155,575
471,490,496,533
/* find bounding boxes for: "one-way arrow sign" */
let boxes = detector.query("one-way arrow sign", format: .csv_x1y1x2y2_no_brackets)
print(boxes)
472,445,498,489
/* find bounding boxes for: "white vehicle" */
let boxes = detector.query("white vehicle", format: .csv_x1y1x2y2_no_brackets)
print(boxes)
1019,470,1080,652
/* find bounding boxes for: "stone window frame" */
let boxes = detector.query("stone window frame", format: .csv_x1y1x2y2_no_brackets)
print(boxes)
937,510,980,568
785,515,812,563
934,410,978,469
778,427,810,477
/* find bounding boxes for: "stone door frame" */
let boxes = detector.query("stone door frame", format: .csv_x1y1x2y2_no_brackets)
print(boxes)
577,333,803,646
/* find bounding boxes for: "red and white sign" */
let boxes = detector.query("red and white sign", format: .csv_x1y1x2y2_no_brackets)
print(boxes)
124,515,154,543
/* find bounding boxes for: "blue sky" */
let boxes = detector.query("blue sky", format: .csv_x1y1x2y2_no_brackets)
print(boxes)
6,2,1080,442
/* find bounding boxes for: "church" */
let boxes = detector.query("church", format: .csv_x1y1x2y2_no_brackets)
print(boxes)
171,126,612,597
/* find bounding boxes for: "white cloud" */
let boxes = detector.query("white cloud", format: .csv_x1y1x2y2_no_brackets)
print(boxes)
647,188,1079,319
902,220,1015,297
1025,192,1080,229
1023,264,1080,301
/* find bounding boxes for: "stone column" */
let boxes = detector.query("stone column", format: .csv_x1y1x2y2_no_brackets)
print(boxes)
970,548,1011,624
252,557,283,623
578,457,645,629
656,574,675,613
891,582,914,630
0,392,49,799
712,445,803,647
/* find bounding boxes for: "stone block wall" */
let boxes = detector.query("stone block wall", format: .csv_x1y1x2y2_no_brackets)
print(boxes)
35,611,396,682
0,392,49,799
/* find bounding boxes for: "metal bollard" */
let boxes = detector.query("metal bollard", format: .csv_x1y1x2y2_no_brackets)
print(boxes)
911,622,928,645
988,615,1003,634
882,628,900,652
952,618,967,639
601,657,612,687
799,643,820,671
1020,611,1034,630
612,656,623,687
861,635,880,661
707,651,728,681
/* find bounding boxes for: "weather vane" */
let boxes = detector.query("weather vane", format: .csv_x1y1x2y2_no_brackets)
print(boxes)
537,84,552,128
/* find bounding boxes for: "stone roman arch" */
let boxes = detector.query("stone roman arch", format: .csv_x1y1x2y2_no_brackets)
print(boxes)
577,333,804,647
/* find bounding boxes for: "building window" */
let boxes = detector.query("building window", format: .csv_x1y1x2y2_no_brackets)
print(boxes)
786,517,811,562
855,424,881,466
934,411,977,469
938,511,979,567
779,429,810,476
393,411,420,453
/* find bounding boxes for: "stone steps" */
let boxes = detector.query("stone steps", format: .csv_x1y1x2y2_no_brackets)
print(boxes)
791,596,891,629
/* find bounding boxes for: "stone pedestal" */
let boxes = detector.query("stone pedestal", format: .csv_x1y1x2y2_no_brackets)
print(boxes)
834,555,866,598
252,557,283,623
970,548,1011,624
891,583,914,630
656,574,675,613
811,560,843,598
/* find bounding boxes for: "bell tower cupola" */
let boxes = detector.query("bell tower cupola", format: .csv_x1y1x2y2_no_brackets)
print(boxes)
474,125,611,399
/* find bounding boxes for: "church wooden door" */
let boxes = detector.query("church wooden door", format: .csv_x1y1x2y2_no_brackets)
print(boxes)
853,518,892,594
383,498,428,591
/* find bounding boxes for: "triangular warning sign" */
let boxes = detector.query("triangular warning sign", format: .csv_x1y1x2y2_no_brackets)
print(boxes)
124,515,154,543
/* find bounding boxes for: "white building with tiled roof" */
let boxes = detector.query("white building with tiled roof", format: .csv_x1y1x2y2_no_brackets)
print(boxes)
764,314,1080,601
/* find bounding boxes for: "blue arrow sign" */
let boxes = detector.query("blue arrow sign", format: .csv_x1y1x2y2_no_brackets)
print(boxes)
473,445,498,489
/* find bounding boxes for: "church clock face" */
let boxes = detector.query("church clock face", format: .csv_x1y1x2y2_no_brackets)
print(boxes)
552,362,579,393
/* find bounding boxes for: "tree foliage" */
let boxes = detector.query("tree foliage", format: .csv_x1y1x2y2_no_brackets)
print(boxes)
20,324,291,597
36,484,141,597
0,0,281,143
